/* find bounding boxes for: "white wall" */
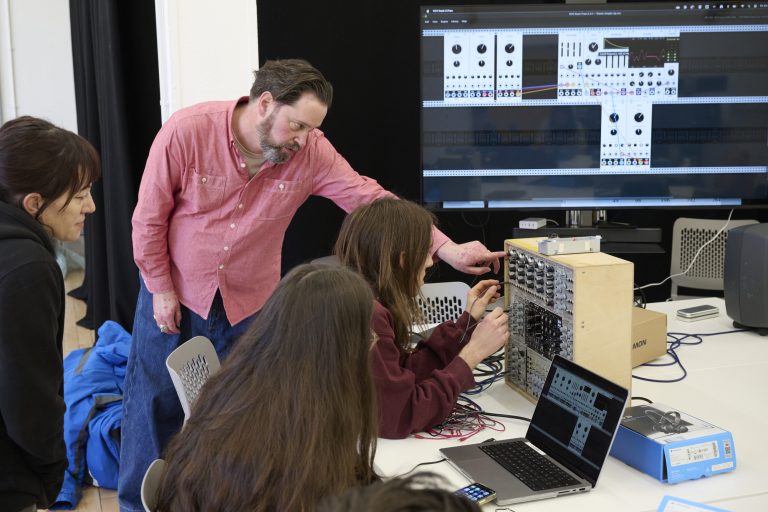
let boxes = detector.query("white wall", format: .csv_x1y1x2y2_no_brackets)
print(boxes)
0,0,77,131
0,0,259,128
155,0,259,122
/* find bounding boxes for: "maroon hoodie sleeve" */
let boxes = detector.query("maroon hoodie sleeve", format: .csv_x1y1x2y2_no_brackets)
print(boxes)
370,301,475,439
404,311,478,382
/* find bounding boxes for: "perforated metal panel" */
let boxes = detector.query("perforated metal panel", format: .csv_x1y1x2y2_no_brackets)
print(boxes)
670,217,759,299
179,354,212,405
679,226,729,280
416,282,470,324
166,336,221,421
416,295,464,324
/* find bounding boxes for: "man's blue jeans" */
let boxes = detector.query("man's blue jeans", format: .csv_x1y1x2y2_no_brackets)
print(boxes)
117,279,253,511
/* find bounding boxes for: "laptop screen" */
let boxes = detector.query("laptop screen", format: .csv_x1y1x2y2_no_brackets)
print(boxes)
526,356,629,486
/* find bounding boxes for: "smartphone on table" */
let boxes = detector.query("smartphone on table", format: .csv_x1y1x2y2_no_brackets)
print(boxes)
676,304,719,322
455,482,496,505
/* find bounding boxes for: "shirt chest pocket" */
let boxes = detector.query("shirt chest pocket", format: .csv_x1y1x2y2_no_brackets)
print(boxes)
183,171,227,213
255,178,305,220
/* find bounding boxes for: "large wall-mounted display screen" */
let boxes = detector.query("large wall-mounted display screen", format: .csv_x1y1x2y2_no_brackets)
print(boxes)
420,2,768,209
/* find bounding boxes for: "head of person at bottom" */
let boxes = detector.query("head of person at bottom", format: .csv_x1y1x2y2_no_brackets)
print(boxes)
0,116,99,241
156,263,379,512
317,473,481,512
334,197,437,348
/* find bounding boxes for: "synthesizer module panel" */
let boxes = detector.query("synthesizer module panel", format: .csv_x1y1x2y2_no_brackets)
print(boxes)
504,237,634,401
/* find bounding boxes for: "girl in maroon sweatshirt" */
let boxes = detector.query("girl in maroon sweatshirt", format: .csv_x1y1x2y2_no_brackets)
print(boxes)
335,198,509,438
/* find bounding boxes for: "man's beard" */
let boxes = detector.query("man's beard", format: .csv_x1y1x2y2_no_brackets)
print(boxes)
256,112,300,164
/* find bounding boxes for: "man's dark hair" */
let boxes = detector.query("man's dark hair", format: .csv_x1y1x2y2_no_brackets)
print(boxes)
250,58,333,108
317,473,481,512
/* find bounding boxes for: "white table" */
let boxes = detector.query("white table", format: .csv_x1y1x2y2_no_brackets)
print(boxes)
375,298,768,511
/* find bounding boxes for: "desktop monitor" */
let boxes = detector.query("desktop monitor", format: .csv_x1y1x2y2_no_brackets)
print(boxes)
420,2,768,211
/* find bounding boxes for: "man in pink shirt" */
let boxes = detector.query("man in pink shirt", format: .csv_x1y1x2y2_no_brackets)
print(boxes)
119,59,504,511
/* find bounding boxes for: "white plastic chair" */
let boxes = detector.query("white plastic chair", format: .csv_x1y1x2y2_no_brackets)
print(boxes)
670,217,758,300
310,254,340,265
165,336,221,422
417,281,470,324
141,458,167,512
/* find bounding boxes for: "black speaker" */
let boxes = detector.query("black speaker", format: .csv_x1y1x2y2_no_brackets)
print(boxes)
724,223,768,334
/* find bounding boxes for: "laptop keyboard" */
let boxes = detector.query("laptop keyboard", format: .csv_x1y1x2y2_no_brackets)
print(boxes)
479,440,581,491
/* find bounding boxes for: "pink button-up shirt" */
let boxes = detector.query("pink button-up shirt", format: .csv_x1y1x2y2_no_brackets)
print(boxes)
132,98,450,324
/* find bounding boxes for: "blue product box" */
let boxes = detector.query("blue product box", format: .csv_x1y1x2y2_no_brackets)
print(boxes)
610,404,736,483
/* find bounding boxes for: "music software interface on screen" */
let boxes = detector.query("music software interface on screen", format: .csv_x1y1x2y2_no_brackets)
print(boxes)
536,366,624,467
420,3,768,208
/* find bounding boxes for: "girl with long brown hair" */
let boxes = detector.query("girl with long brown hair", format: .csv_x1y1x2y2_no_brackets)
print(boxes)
335,198,509,439
156,263,379,511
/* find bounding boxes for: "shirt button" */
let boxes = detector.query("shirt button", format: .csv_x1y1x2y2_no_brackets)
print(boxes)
201,177,207,183
223,246,229,251
218,264,225,270
230,223,236,229
278,183,285,191
238,203,244,209
240,163,246,168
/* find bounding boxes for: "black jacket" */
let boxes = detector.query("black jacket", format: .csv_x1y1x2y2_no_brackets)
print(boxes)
0,201,67,510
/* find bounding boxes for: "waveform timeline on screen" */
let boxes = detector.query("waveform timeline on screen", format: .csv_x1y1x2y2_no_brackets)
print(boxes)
420,2,768,210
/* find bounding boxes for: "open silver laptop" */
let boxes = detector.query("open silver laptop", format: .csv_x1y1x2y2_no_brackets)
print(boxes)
440,355,629,506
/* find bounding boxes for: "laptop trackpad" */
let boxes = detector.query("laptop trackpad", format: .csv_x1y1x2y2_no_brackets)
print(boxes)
456,459,533,498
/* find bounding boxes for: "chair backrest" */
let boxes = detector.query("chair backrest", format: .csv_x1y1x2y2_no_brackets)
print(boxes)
310,254,340,266
141,458,167,512
417,281,470,324
165,336,221,422
670,217,758,299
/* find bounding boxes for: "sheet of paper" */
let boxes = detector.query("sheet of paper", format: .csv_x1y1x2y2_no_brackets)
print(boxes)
657,495,731,512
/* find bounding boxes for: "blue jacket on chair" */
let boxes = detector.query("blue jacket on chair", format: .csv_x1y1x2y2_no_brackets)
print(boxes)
51,321,131,509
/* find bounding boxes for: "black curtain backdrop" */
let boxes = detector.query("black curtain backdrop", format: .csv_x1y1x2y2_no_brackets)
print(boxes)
257,0,768,303
69,0,160,331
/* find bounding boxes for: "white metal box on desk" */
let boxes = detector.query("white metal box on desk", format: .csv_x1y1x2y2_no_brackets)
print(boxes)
504,237,633,400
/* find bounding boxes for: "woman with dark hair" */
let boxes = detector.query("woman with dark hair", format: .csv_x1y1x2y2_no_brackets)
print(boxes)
0,116,100,512
156,263,379,511
335,198,509,439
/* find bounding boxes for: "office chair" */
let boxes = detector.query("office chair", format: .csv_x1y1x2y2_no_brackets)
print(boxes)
310,254,340,266
141,458,167,512
166,336,221,423
417,281,470,324
670,217,758,300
